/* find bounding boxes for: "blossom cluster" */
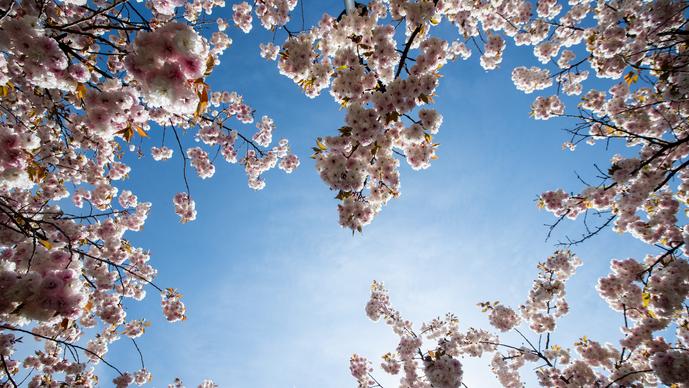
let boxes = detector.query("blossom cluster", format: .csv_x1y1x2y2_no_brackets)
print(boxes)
125,23,209,115
355,280,504,388
356,250,670,387
233,0,297,33
273,3,468,231
0,0,299,385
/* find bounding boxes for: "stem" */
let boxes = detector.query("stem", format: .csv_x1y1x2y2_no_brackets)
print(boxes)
604,369,652,387
0,325,123,376
1,355,17,388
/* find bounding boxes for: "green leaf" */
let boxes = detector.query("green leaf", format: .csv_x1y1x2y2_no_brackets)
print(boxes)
335,190,352,200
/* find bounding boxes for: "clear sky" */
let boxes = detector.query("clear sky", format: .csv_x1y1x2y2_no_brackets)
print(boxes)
103,2,653,387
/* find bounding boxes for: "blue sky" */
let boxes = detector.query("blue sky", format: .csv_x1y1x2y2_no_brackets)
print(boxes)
101,3,656,387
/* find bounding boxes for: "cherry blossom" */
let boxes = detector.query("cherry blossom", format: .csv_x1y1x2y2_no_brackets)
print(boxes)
1,0,689,386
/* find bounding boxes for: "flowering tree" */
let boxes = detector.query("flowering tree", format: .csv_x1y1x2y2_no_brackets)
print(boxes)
0,0,300,385
340,0,689,387
0,0,687,386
